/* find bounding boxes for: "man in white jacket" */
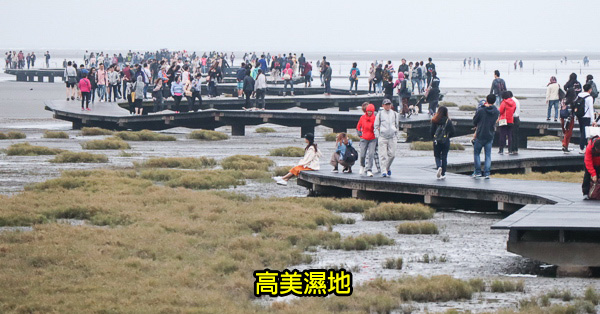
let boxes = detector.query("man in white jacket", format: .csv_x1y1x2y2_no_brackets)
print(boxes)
254,69,268,110
374,99,399,177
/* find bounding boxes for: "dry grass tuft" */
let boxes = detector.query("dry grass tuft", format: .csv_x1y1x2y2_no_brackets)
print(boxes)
50,151,108,163
459,105,477,111
490,279,525,293
0,131,27,140
81,137,130,150
288,197,377,213
80,127,114,136
269,146,305,157
397,221,439,234
528,135,560,141
364,203,435,221
138,157,217,169
43,131,69,139
114,130,176,141
410,141,465,151
494,171,583,184
255,127,276,133
326,233,394,250
383,257,403,269
6,143,64,156
440,101,458,107
273,166,293,177
188,130,229,141
220,155,274,171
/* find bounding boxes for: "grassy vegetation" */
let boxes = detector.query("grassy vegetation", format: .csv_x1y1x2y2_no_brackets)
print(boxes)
255,127,276,133
440,101,458,107
268,146,305,157
417,253,447,263
383,257,403,270
494,171,583,184
114,130,176,141
141,169,244,190
81,137,131,150
42,131,69,139
273,166,293,177
459,105,477,111
397,221,439,234
80,127,114,136
6,143,64,156
188,130,229,141
515,96,528,100
410,141,465,151
490,279,525,292
528,135,560,141
220,155,274,171
138,157,217,169
324,132,361,142
363,203,435,221
49,152,108,163
289,197,377,213
0,131,26,140
546,289,574,301
325,233,394,251
118,151,140,157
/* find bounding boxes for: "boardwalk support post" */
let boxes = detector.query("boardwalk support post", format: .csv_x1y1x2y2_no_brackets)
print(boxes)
231,124,245,136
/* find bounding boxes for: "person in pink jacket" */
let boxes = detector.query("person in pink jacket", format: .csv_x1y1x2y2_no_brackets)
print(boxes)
96,64,107,102
79,70,92,110
498,91,516,155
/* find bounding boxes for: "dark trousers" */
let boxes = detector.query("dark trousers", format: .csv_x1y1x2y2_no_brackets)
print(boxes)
153,92,164,112
90,88,96,103
208,81,217,97
579,117,591,150
510,117,520,152
123,82,129,99
186,91,202,111
498,124,513,151
582,166,600,195
434,140,450,176
110,85,119,102
173,95,183,111
244,90,253,108
325,80,331,94
368,80,374,93
81,92,90,108
255,89,266,109
428,100,438,116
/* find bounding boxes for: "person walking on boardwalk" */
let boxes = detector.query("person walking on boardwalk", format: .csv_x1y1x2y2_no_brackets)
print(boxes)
509,91,521,155
472,94,500,179
368,63,376,94
323,62,332,96
490,70,507,106
133,75,145,115
242,70,255,110
170,75,184,112
186,73,203,112
574,84,595,154
498,91,516,155
375,99,399,177
44,51,50,68
374,64,384,95
561,73,582,153
546,76,561,121
275,133,322,186
425,58,436,87
349,62,361,95
88,67,97,105
426,71,440,116
586,75,598,103
78,70,91,111
356,103,377,177
254,69,267,110
302,61,312,88
431,105,455,180
319,56,327,87
64,61,77,101
152,78,164,112
236,62,246,98
330,133,356,173
582,136,600,200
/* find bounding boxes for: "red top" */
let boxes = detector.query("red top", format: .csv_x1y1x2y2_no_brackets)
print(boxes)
585,137,600,177
499,98,516,124
78,78,91,93
356,104,376,140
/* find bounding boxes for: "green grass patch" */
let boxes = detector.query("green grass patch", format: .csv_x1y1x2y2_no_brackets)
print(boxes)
494,171,583,183
42,131,69,139
255,127,276,133
383,257,403,269
324,132,360,142
440,101,458,107
410,141,465,151
6,143,64,156
584,286,600,305
138,157,217,169
81,137,130,150
397,221,439,234
80,127,114,136
139,168,272,189
188,130,229,141
515,96,527,100
269,146,305,157
50,152,108,163
326,233,394,250
417,253,447,263
364,203,435,221
528,135,560,141
292,197,377,213
459,105,477,111
273,166,292,177
114,130,176,141
490,279,525,293
220,155,274,171
0,131,26,140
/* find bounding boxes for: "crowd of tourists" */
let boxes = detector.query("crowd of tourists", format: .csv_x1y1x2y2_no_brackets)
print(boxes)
4,50,51,69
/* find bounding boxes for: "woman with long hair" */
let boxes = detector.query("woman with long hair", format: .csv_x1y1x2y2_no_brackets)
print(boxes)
546,76,560,121
274,133,322,186
170,75,184,113
430,105,455,179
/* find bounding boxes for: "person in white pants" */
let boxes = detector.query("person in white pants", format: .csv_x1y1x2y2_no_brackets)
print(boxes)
375,99,399,177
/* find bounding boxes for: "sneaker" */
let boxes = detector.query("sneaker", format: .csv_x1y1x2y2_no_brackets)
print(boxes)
546,118,551,121
359,167,365,175
440,175,446,180
331,168,338,173
387,170,392,177
86,108,91,111
583,195,590,200
71,96,75,100
367,171,373,177
347,168,352,174
554,119,558,122
562,146,570,153
81,107,85,111
484,175,490,180
436,167,442,179
276,179,287,186
498,149,504,155
67,98,70,101
579,149,585,154
471,173,481,179
342,167,349,173
382,173,387,177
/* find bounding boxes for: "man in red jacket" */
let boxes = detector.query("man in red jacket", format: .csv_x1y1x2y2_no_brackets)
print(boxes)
583,136,600,199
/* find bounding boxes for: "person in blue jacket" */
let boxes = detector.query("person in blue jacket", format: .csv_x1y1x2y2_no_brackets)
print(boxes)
349,62,361,94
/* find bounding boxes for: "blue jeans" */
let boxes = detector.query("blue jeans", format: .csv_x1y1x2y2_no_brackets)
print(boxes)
473,139,493,176
97,85,106,100
376,81,382,93
547,100,559,120
284,79,294,93
495,95,502,106
412,79,422,94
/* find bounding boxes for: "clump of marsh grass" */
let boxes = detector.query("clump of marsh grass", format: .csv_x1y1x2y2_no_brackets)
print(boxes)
272,166,293,177
114,130,176,141
397,221,439,234
459,105,477,111
383,257,403,270
326,233,394,250
416,253,448,263
43,131,69,139
255,127,276,133
490,279,525,293
188,130,229,141
269,146,305,157
410,141,465,151
138,157,217,169
584,286,600,305
0,131,26,140
50,151,108,163
220,155,274,171
440,101,458,107
494,171,583,184
363,203,435,221
81,137,130,150
288,197,377,213
6,143,64,156
80,127,114,136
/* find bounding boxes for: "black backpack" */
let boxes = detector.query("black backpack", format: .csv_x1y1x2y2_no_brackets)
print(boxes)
343,143,358,163
573,95,589,118
434,119,450,144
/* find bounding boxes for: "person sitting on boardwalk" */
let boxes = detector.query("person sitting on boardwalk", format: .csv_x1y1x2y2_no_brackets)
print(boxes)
431,105,455,180
498,91,516,155
375,99,399,177
275,133,321,186
472,94,500,179
583,136,600,200
330,133,356,173
357,103,377,177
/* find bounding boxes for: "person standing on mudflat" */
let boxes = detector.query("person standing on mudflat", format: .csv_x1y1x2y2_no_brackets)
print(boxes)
490,70,507,106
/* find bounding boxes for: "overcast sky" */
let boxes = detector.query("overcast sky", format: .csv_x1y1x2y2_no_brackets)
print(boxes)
1,0,599,53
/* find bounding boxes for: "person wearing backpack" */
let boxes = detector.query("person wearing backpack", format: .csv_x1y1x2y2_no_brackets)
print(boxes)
490,70,506,106
574,84,595,154
330,133,356,173
375,99,399,177
349,62,361,95
586,75,598,103
582,136,600,200
498,91,516,155
560,73,582,153
356,103,377,177
426,71,441,116
431,106,455,180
